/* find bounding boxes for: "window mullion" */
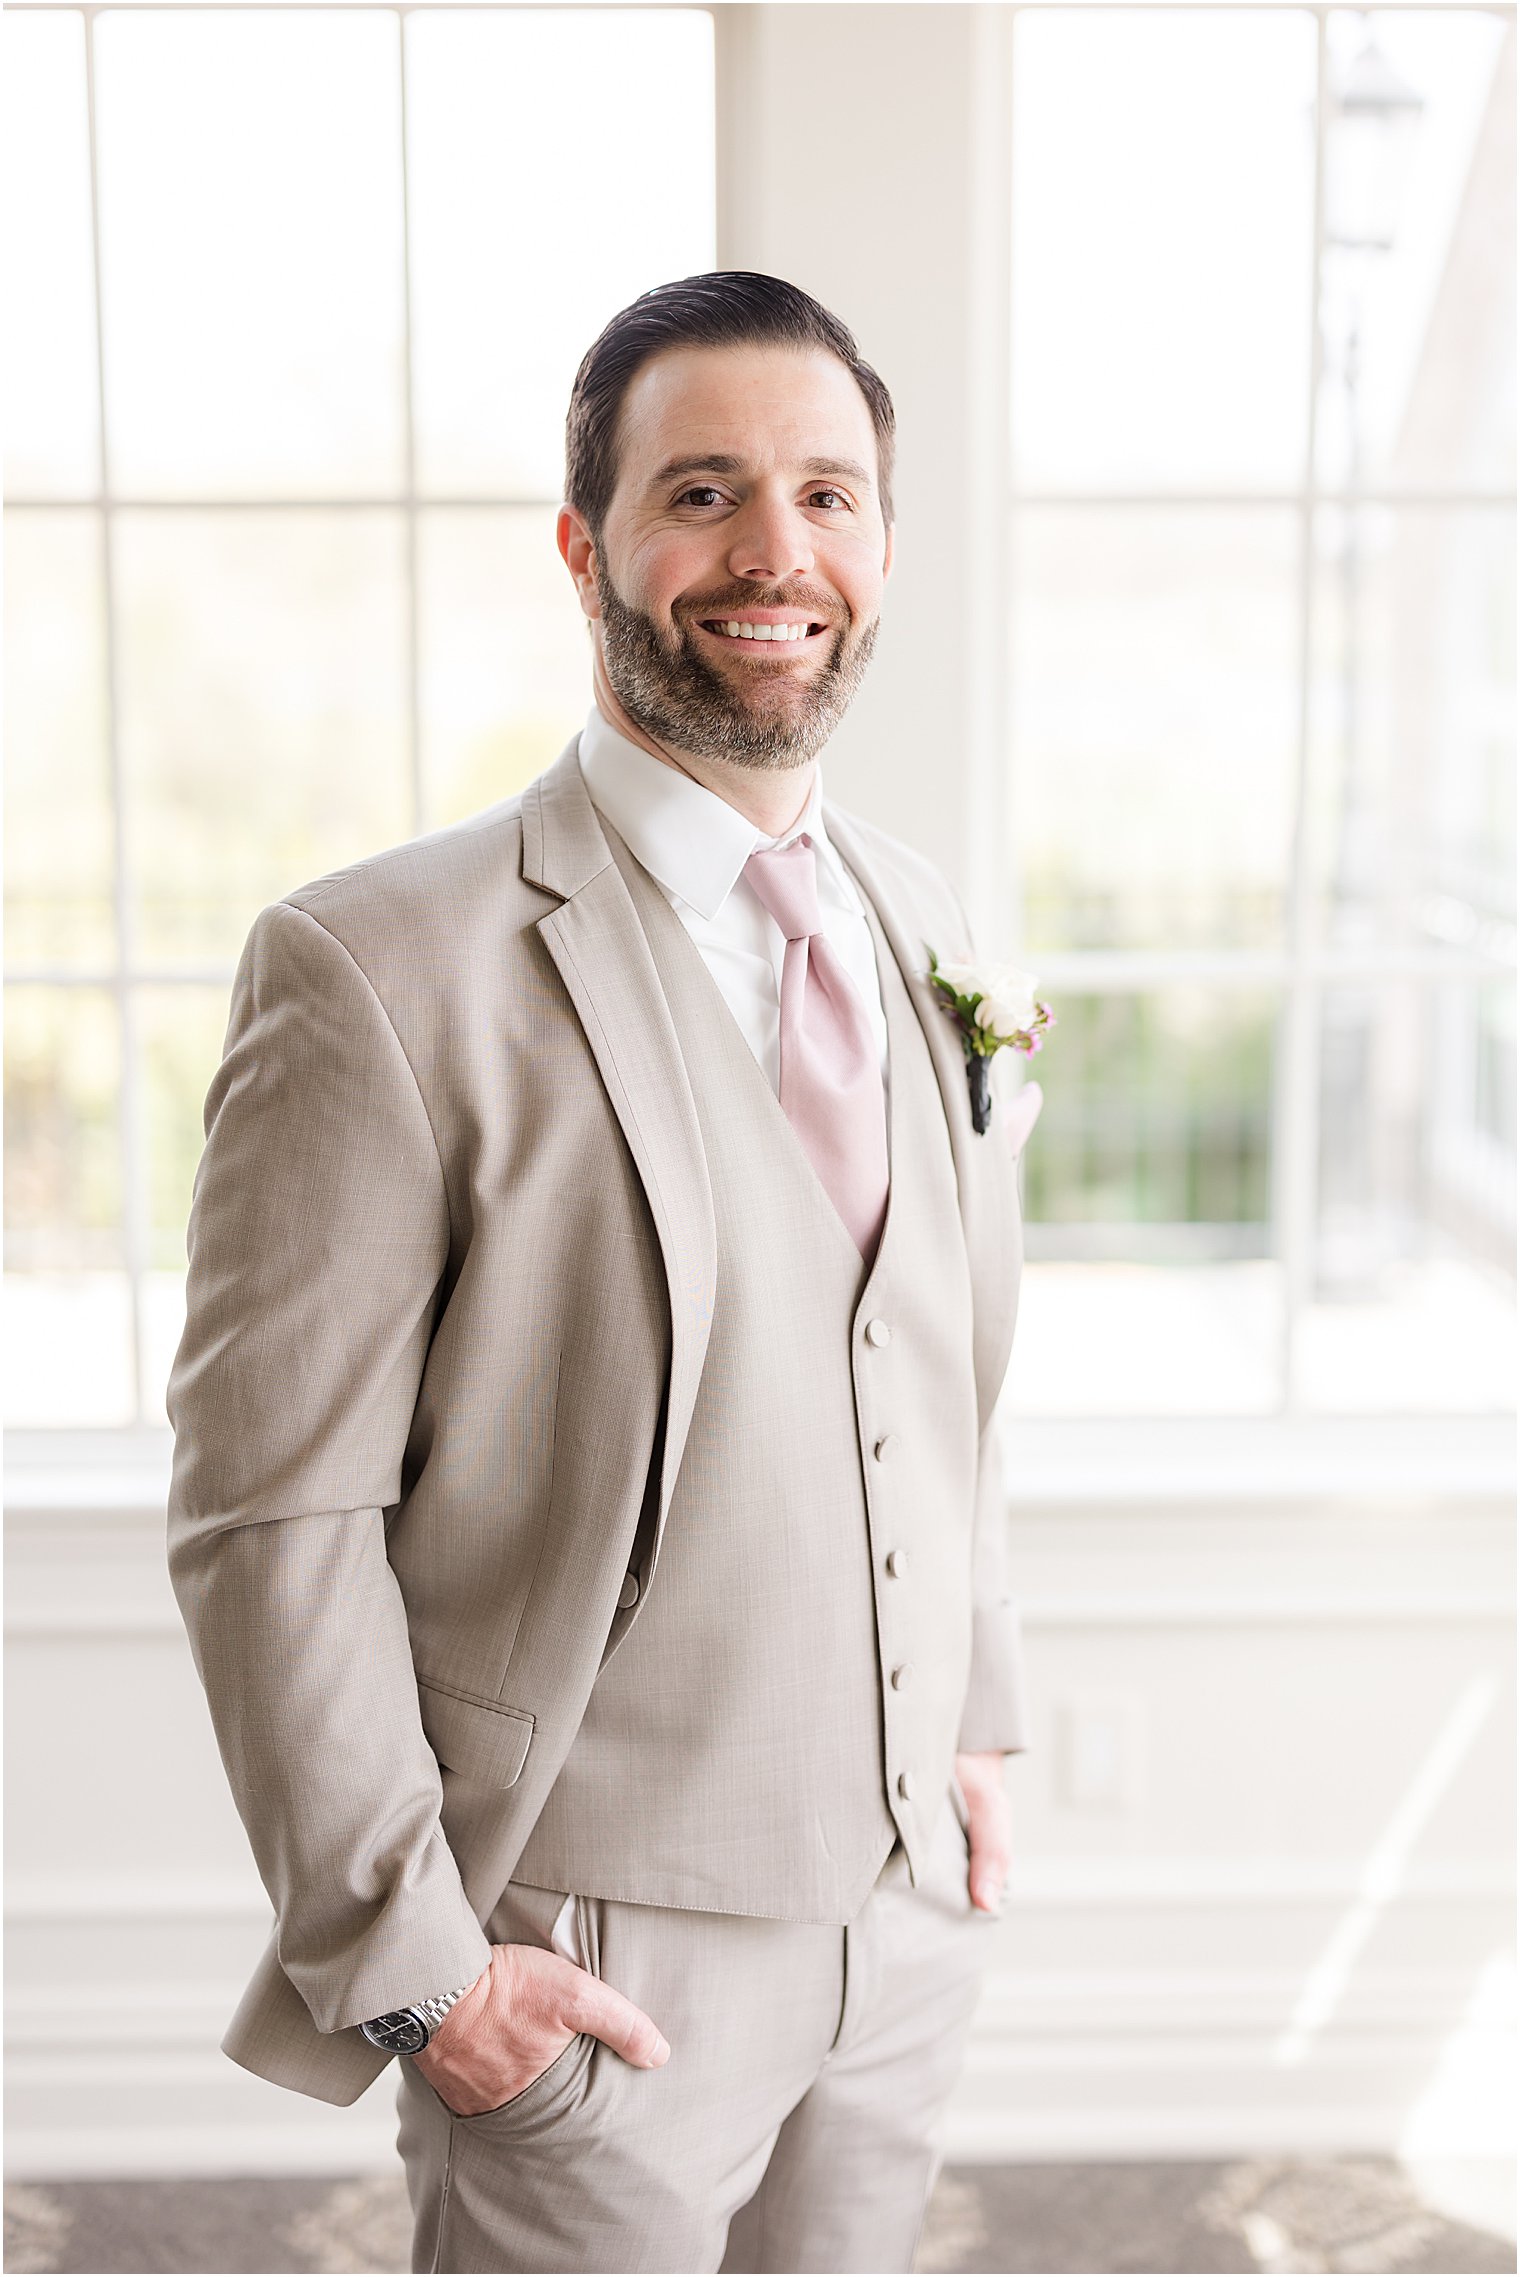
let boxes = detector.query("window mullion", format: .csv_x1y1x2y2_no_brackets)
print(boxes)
398,5,425,841
1273,6,1332,1423
84,6,151,1428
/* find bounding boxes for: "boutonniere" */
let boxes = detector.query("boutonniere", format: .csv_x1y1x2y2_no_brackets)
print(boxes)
926,949,1055,1136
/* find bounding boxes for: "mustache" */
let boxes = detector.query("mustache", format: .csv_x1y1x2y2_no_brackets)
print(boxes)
678,593,844,624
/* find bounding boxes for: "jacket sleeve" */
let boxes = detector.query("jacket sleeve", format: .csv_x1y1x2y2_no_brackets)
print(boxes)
946,883,1038,1758
165,896,493,2034
955,1401,1032,1754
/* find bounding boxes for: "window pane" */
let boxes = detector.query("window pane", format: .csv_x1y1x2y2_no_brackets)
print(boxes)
1309,505,1516,963
4,987,122,1272
1011,8,1316,492
1021,989,1277,1238
4,1272,134,1430
4,510,114,970
1012,989,1282,1416
418,509,590,825
115,511,411,964
1,9,99,498
140,985,234,1425
1007,1259,1284,1418
94,10,405,497
1011,510,1300,952
1302,977,1515,1412
4,986,131,1428
1316,11,1514,496
140,986,229,1274
406,8,716,497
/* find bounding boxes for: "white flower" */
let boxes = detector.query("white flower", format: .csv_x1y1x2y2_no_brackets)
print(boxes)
928,942,1054,1128
970,963,1041,1038
932,958,984,999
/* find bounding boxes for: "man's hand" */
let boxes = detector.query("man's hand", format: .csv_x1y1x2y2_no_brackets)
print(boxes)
954,1749,1012,1914
411,1942,671,2118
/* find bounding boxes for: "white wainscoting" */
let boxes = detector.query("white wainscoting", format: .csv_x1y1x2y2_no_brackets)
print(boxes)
4,1429,1514,2188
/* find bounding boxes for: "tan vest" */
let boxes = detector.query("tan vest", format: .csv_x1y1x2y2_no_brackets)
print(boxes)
514,819,987,1921
511,820,981,1921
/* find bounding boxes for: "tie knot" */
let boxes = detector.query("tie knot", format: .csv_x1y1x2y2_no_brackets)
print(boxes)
743,834,821,943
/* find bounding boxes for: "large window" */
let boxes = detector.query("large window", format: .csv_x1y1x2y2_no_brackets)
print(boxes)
4,4,716,1429
4,2,1512,1444
1003,5,1515,1419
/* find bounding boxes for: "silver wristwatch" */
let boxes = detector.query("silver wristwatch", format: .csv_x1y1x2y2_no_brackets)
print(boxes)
359,1984,472,2056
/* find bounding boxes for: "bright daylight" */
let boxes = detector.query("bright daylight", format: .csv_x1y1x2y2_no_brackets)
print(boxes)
3,6,1515,2276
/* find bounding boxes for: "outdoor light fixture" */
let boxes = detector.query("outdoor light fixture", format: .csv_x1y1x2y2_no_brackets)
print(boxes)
1324,19,1425,254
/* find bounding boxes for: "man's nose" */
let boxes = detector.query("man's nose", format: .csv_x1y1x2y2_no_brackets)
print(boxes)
725,492,816,585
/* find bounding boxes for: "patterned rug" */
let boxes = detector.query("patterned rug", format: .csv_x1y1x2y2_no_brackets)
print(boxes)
4,2157,1514,2275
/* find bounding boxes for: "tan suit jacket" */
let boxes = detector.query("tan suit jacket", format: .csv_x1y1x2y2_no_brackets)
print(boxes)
166,731,1031,2108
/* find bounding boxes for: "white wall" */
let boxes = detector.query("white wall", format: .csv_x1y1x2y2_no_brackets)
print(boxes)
5,1445,1514,2181
715,3,1018,954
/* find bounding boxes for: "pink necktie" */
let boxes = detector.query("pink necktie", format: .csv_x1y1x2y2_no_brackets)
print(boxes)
742,833,889,1262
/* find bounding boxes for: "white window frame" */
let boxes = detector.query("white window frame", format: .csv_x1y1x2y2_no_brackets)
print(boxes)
4,0,1514,1501
4,0,717,1450
1006,3,1515,1423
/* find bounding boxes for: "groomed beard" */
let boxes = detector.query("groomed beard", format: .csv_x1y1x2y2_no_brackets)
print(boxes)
594,563,881,771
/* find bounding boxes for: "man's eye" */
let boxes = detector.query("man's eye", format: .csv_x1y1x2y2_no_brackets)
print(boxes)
674,485,851,511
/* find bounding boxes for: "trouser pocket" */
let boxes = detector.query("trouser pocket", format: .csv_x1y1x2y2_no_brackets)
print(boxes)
484,1875,571,1954
438,2026,591,2134
572,1890,602,1981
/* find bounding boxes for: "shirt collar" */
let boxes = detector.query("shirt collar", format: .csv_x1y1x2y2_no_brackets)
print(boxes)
576,703,862,924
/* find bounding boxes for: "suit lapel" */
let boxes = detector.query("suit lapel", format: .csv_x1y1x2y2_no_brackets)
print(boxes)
521,736,717,1589
824,805,1021,1435
521,732,1018,1508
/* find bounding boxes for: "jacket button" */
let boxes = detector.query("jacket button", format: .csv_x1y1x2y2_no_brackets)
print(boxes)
618,1571,640,1609
891,1663,913,1690
865,1318,891,1347
885,1548,908,1578
874,1434,901,1463
898,1771,915,1800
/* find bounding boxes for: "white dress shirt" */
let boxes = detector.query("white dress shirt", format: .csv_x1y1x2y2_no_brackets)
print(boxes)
576,703,891,1097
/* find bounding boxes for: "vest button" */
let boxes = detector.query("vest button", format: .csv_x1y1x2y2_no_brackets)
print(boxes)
874,1434,901,1463
897,1771,916,1800
885,1548,908,1578
891,1663,913,1690
865,1318,892,1347
617,1570,640,1610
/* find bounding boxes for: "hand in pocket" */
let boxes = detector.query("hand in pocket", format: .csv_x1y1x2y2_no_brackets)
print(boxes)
411,1941,670,2119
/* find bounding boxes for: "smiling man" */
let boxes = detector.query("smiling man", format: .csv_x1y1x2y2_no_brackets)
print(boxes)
573,336,888,801
167,273,1036,2275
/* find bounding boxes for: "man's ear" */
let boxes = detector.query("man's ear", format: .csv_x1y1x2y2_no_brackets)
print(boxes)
882,521,895,582
557,504,602,623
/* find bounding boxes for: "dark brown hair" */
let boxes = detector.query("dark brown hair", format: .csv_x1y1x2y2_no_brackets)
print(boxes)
564,271,896,539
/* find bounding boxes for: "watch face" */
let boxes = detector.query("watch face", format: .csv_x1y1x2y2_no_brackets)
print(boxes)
361,2008,427,2055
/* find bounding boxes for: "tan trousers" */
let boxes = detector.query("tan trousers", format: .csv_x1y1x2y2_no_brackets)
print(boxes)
395,1785,993,2273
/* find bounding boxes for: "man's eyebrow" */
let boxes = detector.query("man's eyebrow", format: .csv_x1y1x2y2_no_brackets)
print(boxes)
647,453,874,492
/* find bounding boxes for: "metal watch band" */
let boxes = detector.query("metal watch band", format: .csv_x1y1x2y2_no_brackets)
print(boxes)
358,1981,472,2053
415,1984,471,2032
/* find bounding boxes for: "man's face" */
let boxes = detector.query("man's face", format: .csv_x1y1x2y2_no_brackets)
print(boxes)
570,341,894,770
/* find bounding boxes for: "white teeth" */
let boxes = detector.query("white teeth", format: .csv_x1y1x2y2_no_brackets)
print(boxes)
718,620,809,641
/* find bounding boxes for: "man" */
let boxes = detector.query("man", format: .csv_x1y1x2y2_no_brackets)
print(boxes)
167,271,1040,2275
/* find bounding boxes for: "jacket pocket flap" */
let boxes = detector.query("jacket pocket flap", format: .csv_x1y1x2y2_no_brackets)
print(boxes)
418,1682,535,1788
